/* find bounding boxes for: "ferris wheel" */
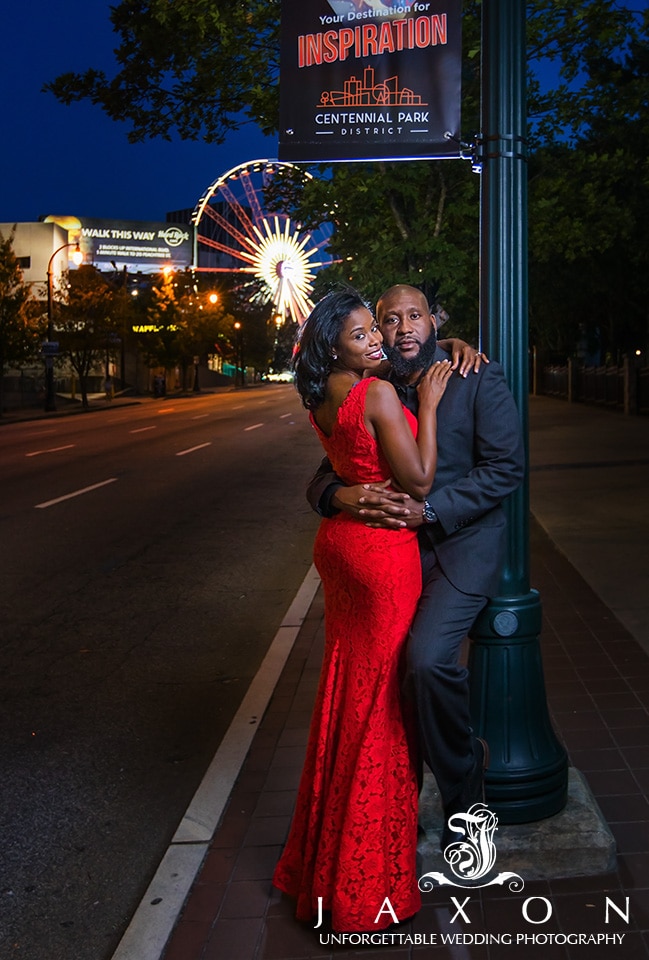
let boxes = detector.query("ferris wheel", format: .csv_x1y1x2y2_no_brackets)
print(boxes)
191,160,334,324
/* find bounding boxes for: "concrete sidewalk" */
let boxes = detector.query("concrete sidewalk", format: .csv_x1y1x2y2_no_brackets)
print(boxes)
127,397,649,959
0,381,256,425
528,396,649,655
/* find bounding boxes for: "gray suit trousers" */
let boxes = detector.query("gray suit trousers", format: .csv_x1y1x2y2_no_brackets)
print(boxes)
405,544,488,809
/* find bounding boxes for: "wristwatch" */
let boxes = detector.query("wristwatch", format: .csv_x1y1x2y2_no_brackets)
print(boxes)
422,501,438,524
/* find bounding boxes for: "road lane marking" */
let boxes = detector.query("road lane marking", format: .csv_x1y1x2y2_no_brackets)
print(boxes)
176,442,212,457
108,565,321,960
130,426,157,434
35,478,118,509
279,413,292,419
191,414,209,420
244,423,264,432
26,444,75,458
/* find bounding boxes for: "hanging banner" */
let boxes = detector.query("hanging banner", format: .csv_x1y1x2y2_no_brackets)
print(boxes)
279,0,462,163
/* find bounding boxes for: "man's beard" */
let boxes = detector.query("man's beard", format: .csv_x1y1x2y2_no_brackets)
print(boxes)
383,328,438,380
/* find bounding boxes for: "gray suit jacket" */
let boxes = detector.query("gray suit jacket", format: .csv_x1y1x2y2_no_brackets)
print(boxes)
307,347,525,597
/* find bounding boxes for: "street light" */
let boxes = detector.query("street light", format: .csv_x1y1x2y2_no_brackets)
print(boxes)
45,241,83,411
273,312,285,370
233,321,245,388
469,0,568,823
192,293,219,391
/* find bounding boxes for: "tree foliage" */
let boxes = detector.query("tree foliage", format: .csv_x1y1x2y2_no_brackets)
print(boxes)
526,0,646,147
46,1,645,147
0,229,42,380
285,160,481,340
56,265,120,408
528,7,649,358
136,271,275,384
220,276,277,371
46,2,649,355
528,130,649,359
139,271,230,382
45,0,280,143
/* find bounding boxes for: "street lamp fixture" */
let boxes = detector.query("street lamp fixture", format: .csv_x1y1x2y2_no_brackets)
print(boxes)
273,312,285,371
193,293,219,390
45,241,83,412
233,321,245,388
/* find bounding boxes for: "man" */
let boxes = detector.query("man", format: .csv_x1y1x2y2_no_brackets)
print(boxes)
307,284,525,850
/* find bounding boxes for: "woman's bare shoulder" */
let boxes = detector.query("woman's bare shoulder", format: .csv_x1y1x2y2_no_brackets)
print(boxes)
364,376,400,412
365,376,397,397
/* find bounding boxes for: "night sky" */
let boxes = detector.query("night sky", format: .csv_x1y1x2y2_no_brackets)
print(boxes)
1,1,277,226
3,3,646,229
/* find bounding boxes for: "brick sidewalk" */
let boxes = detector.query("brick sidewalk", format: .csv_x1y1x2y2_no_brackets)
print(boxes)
162,517,649,960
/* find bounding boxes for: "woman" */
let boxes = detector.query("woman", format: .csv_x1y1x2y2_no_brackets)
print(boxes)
272,288,453,932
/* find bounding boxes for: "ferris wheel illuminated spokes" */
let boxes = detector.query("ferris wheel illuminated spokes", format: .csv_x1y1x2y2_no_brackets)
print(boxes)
192,160,333,324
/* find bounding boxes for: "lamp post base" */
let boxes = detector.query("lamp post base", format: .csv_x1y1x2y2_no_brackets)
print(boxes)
469,590,569,824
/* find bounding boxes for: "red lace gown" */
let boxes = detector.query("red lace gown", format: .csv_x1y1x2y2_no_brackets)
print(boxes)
272,377,422,931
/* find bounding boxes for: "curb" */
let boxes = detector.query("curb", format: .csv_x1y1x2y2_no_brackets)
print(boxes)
109,564,321,960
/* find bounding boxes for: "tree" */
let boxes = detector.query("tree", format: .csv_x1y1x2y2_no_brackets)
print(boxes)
47,2,649,354
527,8,649,359
45,0,281,144
137,270,183,383
137,271,240,390
0,229,43,415
526,1,646,148
223,277,275,373
46,2,645,147
278,158,482,340
56,265,119,408
174,285,236,390
528,126,649,360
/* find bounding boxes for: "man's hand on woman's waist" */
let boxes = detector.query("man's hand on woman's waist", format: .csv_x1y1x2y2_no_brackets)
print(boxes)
330,479,424,529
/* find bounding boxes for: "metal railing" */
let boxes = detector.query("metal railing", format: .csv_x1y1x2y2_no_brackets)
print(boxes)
534,356,648,415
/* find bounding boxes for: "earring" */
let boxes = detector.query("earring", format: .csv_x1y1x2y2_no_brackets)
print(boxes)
331,353,338,360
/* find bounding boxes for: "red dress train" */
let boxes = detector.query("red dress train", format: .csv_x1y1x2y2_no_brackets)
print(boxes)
272,378,422,931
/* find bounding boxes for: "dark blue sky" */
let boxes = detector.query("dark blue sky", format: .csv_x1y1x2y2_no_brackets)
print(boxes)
3,3,645,228
0,2,276,225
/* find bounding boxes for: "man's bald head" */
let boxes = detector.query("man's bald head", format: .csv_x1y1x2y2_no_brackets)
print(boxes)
376,284,438,381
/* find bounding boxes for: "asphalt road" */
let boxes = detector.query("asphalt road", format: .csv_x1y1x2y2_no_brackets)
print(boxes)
0,386,321,960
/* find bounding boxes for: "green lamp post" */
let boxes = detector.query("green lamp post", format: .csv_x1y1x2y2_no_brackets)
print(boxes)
469,0,569,823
